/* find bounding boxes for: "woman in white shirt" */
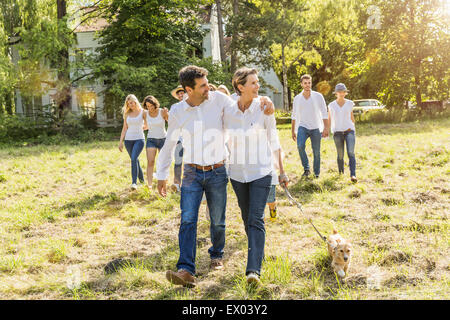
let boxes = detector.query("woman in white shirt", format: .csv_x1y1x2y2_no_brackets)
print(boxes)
142,95,168,189
328,83,357,182
118,94,148,190
224,67,289,284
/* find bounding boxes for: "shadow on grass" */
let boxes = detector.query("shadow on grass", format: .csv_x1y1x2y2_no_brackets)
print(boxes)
0,139,119,160
279,174,345,205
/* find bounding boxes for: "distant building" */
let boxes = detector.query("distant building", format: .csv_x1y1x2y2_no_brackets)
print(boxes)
12,5,285,126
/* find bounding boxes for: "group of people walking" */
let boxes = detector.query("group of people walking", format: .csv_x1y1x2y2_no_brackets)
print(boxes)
118,65,357,287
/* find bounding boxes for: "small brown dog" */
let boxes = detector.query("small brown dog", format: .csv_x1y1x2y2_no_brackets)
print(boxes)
327,229,352,278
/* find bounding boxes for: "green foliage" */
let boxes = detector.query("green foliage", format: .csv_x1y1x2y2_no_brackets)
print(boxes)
188,56,233,91
94,0,211,109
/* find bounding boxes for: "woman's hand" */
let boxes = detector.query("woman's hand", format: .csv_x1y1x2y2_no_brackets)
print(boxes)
279,172,289,187
118,141,124,152
162,107,169,121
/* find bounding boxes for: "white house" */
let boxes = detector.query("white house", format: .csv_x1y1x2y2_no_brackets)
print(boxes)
12,10,113,126
13,5,285,126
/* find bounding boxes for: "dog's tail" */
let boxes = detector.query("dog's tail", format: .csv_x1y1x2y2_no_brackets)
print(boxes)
332,229,338,234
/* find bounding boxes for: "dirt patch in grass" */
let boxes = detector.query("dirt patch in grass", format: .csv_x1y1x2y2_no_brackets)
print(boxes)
411,191,438,204
383,274,423,288
381,250,412,266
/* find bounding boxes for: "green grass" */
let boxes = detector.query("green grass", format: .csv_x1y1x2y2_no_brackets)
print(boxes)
0,117,448,299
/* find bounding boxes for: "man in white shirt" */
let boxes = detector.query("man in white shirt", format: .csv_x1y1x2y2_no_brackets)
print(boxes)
157,65,274,288
291,74,330,178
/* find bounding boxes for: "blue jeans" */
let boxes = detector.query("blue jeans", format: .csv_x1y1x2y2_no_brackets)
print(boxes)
177,164,228,275
333,130,356,176
297,126,322,176
124,139,145,184
230,174,272,276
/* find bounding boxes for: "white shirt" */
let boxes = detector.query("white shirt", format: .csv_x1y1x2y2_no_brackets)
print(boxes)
147,109,167,139
124,109,145,140
292,90,328,132
328,99,356,133
230,93,239,101
155,91,233,181
224,97,281,183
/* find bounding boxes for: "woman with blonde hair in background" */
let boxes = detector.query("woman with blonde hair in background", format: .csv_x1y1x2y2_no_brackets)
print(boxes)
118,94,148,190
142,95,169,189
217,84,231,96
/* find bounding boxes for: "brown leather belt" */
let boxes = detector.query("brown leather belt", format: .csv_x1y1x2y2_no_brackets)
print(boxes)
187,161,225,171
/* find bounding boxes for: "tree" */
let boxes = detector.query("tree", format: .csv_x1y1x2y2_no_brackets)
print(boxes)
93,0,210,108
226,0,321,110
354,0,450,108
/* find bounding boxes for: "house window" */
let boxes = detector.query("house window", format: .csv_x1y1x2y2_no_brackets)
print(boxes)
104,92,121,120
76,90,97,119
22,95,43,118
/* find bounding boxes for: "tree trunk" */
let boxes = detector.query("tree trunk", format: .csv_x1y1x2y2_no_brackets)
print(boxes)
414,61,422,111
57,0,71,118
230,0,239,74
281,45,289,110
5,91,14,115
215,0,226,63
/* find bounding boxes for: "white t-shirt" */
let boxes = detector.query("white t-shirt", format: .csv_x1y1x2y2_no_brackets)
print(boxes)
328,99,356,133
147,109,167,139
125,110,145,140
291,90,328,132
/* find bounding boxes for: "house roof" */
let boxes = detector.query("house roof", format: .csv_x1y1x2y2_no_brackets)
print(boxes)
73,6,109,33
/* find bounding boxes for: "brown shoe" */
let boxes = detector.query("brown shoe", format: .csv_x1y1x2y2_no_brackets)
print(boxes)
210,258,224,270
166,269,196,288
351,176,358,183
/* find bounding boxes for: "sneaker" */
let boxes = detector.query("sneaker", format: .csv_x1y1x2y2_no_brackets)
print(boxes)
269,207,277,221
315,174,320,179
246,272,260,285
210,258,224,270
166,269,196,288
131,184,137,190
351,176,358,183
302,170,310,178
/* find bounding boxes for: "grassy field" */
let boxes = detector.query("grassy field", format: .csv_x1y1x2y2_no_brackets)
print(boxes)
0,118,449,300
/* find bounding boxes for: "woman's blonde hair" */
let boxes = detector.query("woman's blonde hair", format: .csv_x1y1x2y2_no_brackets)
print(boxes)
122,94,142,119
217,84,231,96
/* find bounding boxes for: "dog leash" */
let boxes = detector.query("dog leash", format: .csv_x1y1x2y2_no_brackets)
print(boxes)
282,185,327,243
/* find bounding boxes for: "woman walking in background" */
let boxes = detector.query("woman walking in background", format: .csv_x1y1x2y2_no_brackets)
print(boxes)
217,84,231,96
118,94,147,190
328,83,357,183
143,95,169,189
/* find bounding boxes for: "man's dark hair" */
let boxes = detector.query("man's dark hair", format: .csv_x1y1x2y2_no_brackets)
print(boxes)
179,65,209,90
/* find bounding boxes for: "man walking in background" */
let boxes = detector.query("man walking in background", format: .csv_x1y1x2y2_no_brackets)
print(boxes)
291,74,329,178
